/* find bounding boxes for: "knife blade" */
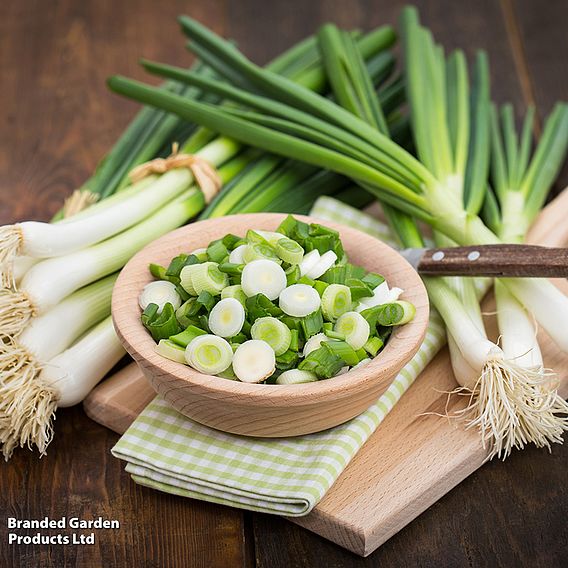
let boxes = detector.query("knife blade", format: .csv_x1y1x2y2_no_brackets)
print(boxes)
399,244,568,278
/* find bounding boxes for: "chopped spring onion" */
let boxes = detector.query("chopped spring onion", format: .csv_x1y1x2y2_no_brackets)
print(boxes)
325,340,360,366
305,250,337,279
170,325,207,347
321,284,352,321
221,284,247,305
250,316,292,355
275,369,318,384
298,343,344,379
156,339,187,364
363,336,383,357
228,244,247,264
299,249,320,276
302,332,329,357
232,339,276,383
208,297,246,338
190,247,208,262
142,302,182,341
190,262,229,295
185,334,233,374
242,243,281,264
276,238,304,264
179,262,205,295
377,301,416,326
249,230,283,245
334,311,370,350
144,217,414,384
139,280,182,313
279,284,321,317
356,281,390,310
241,259,287,300
353,357,372,369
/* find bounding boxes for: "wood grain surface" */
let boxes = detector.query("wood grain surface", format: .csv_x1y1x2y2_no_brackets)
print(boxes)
1,1,567,567
415,244,568,278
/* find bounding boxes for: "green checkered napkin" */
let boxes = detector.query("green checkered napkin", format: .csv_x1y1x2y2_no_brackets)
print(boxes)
112,197,446,516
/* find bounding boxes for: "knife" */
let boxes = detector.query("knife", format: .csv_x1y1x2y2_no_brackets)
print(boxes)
399,244,568,278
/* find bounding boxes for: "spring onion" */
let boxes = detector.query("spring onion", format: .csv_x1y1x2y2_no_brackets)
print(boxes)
0,275,118,455
208,298,245,338
0,156,238,336
1,316,125,459
156,339,187,364
232,340,276,383
305,250,338,279
302,332,330,357
279,284,321,317
275,369,318,385
298,250,320,276
321,284,352,321
334,311,370,350
221,284,247,305
275,238,304,264
185,334,233,374
241,259,287,300
250,316,292,356
190,262,229,295
108,14,568,355
139,281,182,313
229,244,247,264
0,136,236,288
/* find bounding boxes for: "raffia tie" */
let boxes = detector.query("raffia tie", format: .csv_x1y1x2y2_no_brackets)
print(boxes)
62,189,99,218
129,143,222,204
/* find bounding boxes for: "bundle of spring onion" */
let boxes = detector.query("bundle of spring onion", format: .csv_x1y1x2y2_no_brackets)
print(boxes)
0,24,399,459
141,215,415,383
107,9,568,458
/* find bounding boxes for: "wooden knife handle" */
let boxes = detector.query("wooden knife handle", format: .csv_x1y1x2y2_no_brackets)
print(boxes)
418,244,568,277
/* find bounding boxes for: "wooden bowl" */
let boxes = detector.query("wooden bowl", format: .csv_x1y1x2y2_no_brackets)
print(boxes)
112,213,429,437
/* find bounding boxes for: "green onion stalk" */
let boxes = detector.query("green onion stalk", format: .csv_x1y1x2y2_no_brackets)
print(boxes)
314,22,532,459
0,24,396,459
485,103,568,367
199,50,399,219
107,11,568,357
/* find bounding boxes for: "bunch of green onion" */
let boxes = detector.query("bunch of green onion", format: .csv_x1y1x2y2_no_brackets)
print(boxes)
0,24,398,459
107,9,568,458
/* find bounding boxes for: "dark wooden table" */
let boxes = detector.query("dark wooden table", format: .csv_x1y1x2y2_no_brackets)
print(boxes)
1,1,567,566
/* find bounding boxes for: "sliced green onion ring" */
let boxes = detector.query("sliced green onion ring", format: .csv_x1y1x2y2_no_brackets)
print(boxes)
185,334,233,374
139,280,182,313
321,283,352,320
279,283,321,317
208,297,246,338
305,250,337,279
241,259,287,300
232,339,276,383
334,311,370,349
276,369,318,384
156,339,186,364
276,238,304,264
250,316,292,355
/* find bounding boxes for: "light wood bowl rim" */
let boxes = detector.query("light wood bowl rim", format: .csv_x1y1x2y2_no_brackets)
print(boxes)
112,213,429,405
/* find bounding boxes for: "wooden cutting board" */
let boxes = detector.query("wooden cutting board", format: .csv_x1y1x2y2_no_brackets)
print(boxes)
83,191,568,557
